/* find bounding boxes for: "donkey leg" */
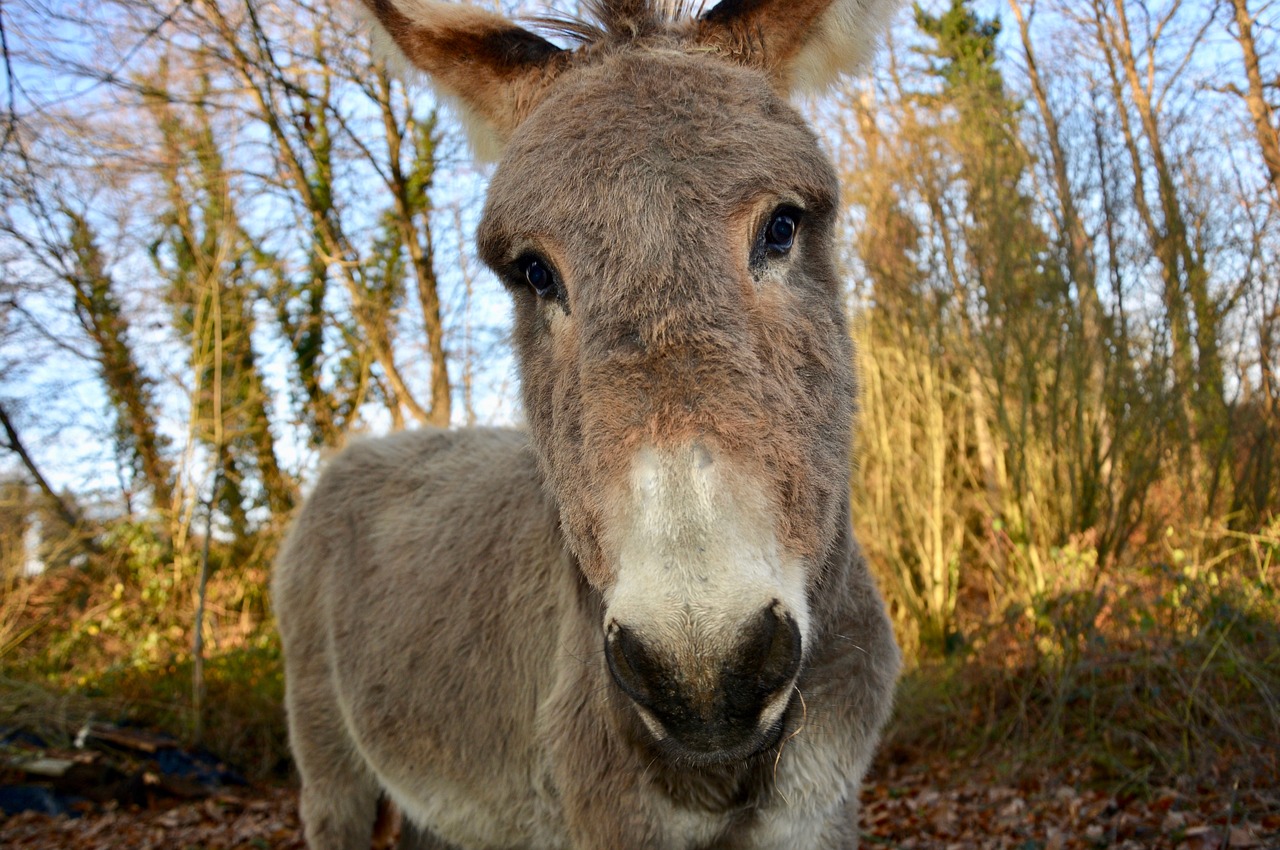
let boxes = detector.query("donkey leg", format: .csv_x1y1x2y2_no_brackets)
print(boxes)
298,776,379,850
396,819,463,850
287,675,381,850
371,799,459,850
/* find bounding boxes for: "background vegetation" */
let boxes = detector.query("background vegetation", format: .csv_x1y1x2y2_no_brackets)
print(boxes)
0,0,1276,796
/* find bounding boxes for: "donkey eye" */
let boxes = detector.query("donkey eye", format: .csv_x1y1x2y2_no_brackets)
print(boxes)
750,206,803,270
516,254,558,299
764,208,800,254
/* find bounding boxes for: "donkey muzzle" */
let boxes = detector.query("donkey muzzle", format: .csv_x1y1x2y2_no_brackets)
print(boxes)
604,601,802,760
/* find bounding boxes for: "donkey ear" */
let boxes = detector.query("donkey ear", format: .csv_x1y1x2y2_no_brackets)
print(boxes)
695,0,902,93
359,0,566,160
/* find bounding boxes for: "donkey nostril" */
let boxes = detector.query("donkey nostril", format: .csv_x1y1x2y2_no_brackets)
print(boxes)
605,624,664,710
744,603,802,697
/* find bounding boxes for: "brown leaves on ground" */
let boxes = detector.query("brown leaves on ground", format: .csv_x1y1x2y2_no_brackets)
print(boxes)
0,787,304,850
862,765,1280,850
2,766,1277,849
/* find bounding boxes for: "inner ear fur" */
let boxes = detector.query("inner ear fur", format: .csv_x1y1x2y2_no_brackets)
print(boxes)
359,0,567,160
694,0,903,93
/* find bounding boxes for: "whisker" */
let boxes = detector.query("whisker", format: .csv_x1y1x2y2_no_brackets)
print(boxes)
772,686,809,805
832,633,870,654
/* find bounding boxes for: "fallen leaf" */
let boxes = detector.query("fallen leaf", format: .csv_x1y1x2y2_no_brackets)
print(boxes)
1180,825,1225,850
1228,825,1261,848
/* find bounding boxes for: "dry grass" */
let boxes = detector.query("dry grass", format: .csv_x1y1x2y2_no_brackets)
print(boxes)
879,524,1280,793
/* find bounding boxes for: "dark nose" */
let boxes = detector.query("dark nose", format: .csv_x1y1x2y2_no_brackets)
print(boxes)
604,602,802,755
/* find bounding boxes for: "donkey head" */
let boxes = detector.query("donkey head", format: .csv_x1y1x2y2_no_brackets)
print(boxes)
364,0,899,764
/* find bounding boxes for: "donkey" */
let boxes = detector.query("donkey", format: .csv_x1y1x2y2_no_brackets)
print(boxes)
273,1,903,847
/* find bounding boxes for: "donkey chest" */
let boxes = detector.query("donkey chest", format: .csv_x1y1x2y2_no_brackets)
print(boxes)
657,791,850,850
718,740,859,850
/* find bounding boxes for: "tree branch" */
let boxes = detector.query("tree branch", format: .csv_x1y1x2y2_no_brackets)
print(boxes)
0,399,98,554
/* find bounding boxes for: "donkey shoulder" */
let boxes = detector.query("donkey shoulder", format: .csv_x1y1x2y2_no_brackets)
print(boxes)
302,426,540,523
275,427,554,600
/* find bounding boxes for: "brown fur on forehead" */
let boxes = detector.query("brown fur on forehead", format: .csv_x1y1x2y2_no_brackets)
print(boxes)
479,50,837,268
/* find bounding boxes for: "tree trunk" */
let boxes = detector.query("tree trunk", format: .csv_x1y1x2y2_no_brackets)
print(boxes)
376,73,452,427
1228,0,1280,201
1090,0,1210,491
1009,0,1115,532
64,211,176,520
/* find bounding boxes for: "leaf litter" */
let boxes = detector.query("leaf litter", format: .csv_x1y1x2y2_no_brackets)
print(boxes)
3,755,1277,849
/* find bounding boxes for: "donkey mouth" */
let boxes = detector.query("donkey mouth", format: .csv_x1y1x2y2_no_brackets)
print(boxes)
637,685,798,767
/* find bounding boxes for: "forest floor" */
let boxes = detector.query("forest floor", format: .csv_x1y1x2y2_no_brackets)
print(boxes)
2,752,1277,850
3,546,1277,848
